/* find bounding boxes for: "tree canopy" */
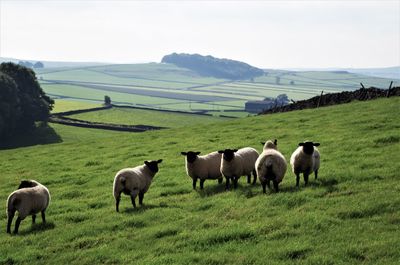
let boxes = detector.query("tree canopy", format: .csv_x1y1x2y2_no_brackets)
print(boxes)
0,62,54,139
161,53,264,80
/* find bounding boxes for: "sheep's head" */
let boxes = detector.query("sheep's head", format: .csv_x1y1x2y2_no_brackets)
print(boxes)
218,149,238,162
181,151,201,163
299,141,320,155
144,159,163,173
18,180,37,189
261,139,278,150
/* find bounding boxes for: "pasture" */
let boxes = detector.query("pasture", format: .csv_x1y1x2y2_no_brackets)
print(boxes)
35,63,399,115
1,97,399,264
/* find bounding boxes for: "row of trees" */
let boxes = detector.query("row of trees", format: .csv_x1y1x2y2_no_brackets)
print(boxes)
18,61,44,68
0,63,53,139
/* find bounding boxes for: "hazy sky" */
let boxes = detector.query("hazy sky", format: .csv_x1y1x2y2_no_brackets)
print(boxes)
0,0,399,68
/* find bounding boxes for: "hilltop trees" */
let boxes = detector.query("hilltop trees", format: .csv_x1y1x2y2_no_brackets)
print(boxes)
0,62,54,139
161,53,264,80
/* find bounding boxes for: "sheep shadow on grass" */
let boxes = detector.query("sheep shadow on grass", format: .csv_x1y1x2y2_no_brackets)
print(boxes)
17,222,56,236
123,202,172,214
197,183,226,197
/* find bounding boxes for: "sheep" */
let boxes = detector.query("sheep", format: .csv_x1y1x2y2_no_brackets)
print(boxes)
218,147,259,190
255,139,287,193
181,151,223,189
290,141,320,187
113,159,162,212
6,180,51,234
261,139,278,151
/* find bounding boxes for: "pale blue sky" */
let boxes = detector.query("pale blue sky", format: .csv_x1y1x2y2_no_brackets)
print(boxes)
0,0,399,68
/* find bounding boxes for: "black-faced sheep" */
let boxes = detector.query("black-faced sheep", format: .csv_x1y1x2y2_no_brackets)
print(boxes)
255,140,287,193
218,147,259,190
6,180,50,234
181,151,223,189
290,141,320,187
113,159,162,212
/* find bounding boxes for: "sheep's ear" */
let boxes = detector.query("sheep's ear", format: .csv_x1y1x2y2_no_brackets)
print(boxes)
274,139,278,145
157,159,163,164
195,151,201,155
233,149,238,152
298,143,304,146
260,142,265,145
144,161,149,166
218,150,224,154
313,143,320,146
181,152,187,156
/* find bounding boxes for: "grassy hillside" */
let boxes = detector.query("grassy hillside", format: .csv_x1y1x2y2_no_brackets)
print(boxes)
1,97,399,264
35,64,399,115
69,108,230,128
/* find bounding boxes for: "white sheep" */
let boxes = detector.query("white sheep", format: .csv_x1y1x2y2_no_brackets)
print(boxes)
290,141,320,187
255,139,287,193
113,159,162,212
6,180,51,234
181,151,223,189
218,147,259,189
261,139,278,151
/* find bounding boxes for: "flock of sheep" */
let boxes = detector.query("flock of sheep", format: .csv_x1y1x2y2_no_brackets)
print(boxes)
6,139,320,234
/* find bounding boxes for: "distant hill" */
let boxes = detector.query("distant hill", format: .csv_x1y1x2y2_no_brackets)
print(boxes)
0,57,106,68
161,53,264,80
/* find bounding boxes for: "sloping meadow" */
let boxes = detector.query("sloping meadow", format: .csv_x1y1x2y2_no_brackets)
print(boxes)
0,97,399,264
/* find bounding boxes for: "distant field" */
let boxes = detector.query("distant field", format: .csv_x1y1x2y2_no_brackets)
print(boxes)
69,107,230,128
36,63,400,114
52,100,101,113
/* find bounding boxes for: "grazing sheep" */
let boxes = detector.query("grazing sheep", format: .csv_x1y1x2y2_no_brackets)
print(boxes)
181,151,223,189
6,180,51,234
256,139,287,193
219,147,259,189
113,159,162,212
290,141,320,187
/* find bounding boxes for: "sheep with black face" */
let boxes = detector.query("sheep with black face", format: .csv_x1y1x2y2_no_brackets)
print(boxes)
255,139,287,193
113,159,162,212
290,141,320,187
6,180,50,234
181,151,223,189
219,147,259,190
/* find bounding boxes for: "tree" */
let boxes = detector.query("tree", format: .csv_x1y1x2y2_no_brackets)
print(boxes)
0,62,54,139
290,80,295,85
104,95,111,106
276,94,289,105
275,76,281,85
33,61,44,68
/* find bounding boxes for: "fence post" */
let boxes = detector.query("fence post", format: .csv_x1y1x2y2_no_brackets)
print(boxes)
317,90,324,108
386,81,393,97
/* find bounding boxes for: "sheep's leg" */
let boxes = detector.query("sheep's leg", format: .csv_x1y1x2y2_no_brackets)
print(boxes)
252,169,257,185
233,176,239,189
296,173,300,187
247,174,251,184
304,173,309,186
115,193,121,212
262,182,267,193
41,210,46,223
7,211,15,234
130,190,139,208
138,191,144,206
273,180,279,192
32,214,36,224
200,179,205,190
218,177,223,184
225,177,230,190
267,180,271,189
14,217,22,234
315,170,318,180
192,178,197,189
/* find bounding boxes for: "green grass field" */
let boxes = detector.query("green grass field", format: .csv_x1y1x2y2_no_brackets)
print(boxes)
36,63,400,115
1,97,399,264
69,108,230,128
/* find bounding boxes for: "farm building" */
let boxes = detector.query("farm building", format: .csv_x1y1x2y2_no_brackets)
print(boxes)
245,99,276,113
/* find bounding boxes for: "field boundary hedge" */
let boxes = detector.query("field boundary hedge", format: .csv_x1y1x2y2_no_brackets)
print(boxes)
260,86,400,115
